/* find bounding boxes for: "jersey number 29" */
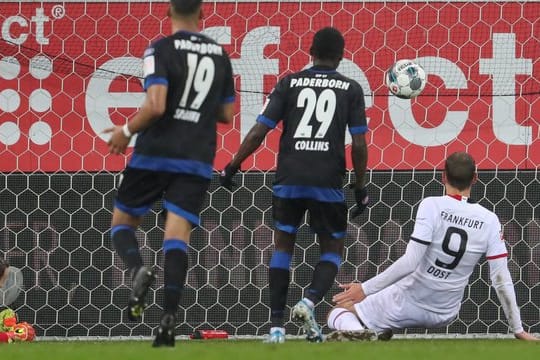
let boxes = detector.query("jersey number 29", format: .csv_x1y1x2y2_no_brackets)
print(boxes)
293,88,336,139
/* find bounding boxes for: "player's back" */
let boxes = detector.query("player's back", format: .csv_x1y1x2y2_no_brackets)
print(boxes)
131,31,235,178
400,195,504,314
272,67,366,189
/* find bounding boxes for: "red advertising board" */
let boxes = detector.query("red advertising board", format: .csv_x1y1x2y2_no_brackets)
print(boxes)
0,1,538,172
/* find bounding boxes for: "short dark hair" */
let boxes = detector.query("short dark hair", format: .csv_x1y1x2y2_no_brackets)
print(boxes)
445,152,476,191
170,0,202,16
309,27,344,62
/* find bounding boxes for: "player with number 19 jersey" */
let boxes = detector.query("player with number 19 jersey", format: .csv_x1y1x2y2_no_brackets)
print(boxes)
398,195,507,315
257,66,367,200
131,31,235,179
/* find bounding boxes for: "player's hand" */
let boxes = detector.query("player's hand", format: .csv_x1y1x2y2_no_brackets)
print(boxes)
219,163,239,190
351,186,369,218
332,282,366,305
103,126,131,155
514,331,539,341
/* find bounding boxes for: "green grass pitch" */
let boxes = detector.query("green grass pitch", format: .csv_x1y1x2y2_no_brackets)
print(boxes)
1,339,539,360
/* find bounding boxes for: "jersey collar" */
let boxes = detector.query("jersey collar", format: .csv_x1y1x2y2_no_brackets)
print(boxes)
174,29,202,37
447,194,475,203
307,66,337,74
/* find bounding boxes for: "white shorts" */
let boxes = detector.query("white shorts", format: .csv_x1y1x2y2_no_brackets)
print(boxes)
354,284,456,332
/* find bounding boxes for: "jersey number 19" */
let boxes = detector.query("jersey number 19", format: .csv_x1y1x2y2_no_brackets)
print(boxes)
179,53,215,111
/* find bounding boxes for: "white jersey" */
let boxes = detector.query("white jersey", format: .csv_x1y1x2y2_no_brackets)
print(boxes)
397,194,507,315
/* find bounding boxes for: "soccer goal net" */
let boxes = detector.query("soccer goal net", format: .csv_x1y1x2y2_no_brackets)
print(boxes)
0,0,538,338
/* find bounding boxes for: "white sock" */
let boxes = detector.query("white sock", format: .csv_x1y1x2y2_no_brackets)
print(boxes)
302,298,315,309
327,308,365,331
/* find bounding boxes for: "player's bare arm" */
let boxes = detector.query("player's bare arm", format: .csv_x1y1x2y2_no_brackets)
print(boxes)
220,122,271,189
333,239,428,308
103,84,167,154
350,133,368,188
350,133,369,216
514,331,538,341
488,256,539,341
217,102,235,124
229,122,271,168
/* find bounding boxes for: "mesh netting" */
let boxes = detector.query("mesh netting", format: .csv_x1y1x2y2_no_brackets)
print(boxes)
0,0,538,337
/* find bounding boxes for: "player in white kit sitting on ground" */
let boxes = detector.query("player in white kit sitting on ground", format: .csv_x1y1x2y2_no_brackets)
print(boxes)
327,152,538,341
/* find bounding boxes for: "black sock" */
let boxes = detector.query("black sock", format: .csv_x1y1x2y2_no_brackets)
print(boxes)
269,268,290,328
305,261,339,304
163,240,189,315
111,225,143,275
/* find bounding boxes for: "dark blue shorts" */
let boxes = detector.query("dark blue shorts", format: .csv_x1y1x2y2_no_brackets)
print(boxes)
272,196,347,239
115,167,210,226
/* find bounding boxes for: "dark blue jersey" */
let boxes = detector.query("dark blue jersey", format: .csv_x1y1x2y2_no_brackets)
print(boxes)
129,30,235,179
257,66,367,202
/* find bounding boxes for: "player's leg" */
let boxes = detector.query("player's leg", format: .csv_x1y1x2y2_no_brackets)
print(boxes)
325,303,378,341
291,201,347,342
264,196,304,343
291,231,342,343
306,200,347,305
111,208,156,322
112,168,163,321
153,174,210,347
329,284,410,341
327,302,374,340
111,208,143,275
326,296,395,342
265,229,295,343
306,233,344,306
327,303,364,331
152,212,192,348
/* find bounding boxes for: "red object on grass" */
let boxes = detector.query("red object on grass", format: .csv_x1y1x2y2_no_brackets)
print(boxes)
190,330,229,340
0,332,12,343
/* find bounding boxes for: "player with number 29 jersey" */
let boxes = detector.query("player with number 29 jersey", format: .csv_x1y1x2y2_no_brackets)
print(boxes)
220,28,370,343
259,68,367,195
133,31,235,179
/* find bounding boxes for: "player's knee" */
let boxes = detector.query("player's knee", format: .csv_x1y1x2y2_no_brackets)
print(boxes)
111,207,141,228
318,234,344,255
274,230,296,252
326,305,354,328
163,211,194,241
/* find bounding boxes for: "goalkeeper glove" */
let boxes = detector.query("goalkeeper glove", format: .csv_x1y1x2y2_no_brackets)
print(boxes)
0,308,17,332
351,186,369,218
0,332,14,343
219,163,239,190
9,322,35,342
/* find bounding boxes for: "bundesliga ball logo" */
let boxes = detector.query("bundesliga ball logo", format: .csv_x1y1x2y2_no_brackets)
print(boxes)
385,59,427,99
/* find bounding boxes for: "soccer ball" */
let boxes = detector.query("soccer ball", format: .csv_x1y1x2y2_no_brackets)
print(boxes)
385,59,426,99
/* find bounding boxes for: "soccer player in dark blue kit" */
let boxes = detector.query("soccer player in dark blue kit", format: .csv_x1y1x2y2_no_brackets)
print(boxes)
104,0,235,347
220,27,369,343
